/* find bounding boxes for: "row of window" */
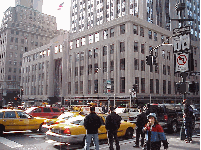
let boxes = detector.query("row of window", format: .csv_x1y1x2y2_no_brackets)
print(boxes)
67,78,173,95
22,73,46,83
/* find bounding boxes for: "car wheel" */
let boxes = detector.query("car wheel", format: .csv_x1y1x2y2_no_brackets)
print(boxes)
38,123,43,133
125,128,134,139
171,122,177,133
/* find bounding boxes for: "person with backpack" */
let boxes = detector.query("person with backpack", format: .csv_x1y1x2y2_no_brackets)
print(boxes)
84,106,102,150
183,100,194,143
133,106,148,148
105,106,122,150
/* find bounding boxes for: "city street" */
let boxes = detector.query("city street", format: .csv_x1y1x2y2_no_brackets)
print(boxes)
0,123,199,150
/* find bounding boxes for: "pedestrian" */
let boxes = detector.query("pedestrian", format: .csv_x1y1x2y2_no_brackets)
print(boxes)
84,106,102,150
183,99,194,143
105,106,122,150
145,103,151,115
133,106,148,148
143,113,168,150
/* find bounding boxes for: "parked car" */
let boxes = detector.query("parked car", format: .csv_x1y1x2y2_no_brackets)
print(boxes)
0,109,45,135
41,111,80,133
115,107,140,121
25,106,62,119
46,114,136,146
144,104,195,133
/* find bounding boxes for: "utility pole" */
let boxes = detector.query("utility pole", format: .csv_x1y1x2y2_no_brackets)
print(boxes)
171,1,195,140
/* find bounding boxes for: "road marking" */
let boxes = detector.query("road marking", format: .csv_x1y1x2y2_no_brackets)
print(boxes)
0,137,23,148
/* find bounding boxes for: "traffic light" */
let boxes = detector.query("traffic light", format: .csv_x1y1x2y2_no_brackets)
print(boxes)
175,82,186,94
132,84,138,91
189,82,199,93
152,56,157,65
146,56,152,65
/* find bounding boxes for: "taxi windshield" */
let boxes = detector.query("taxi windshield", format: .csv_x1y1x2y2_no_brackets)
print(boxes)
64,116,84,125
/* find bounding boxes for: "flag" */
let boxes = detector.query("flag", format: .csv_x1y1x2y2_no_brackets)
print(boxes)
57,2,64,10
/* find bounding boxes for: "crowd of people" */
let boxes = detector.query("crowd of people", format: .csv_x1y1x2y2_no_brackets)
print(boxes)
83,100,195,150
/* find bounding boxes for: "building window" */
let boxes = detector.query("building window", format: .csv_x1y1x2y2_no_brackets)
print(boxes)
103,46,107,56
75,81,78,94
120,42,125,52
110,28,114,37
141,44,145,54
94,48,98,58
135,77,139,93
155,63,159,73
88,64,92,75
80,66,84,76
120,58,125,70
141,78,145,93
8,75,11,80
110,44,114,54
103,62,107,73
140,27,144,37
156,79,159,94
167,66,170,75
120,24,125,34
133,24,138,34
168,81,171,94
75,67,78,76
154,32,157,41
94,63,99,74
148,30,152,39
161,35,165,43
150,79,154,93
134,58,139,70
94,80,98,93
103,29,108,39
88,80,91,94
141,60,145,71
163,65,166,75
80,81,83,94
111,78,114,93
163,80,166,94
134,42,138,52
110,61,114,71
120,77,125,93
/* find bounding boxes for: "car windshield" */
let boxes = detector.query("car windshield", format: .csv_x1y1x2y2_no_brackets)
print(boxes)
57,112,73,120
25,107,37,114
64,116,84,125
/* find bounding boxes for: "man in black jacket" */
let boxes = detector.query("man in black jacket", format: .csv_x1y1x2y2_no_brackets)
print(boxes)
183,100,194,143
105,106,122,150
133,106,148,148
84,106,102,150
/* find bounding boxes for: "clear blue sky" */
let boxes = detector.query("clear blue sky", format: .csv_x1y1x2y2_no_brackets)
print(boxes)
0,0,70,30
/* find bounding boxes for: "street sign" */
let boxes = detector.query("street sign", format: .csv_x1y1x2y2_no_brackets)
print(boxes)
132,91,136,97
173,25,190,36
175,53,189,72
173,34,190,52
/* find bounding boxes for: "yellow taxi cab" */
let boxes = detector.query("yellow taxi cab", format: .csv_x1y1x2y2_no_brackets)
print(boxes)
41,111,81,133
46,114,136,146
0,109,46,135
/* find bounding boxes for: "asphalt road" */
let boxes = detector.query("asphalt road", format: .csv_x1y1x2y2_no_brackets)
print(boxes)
0,123,200,150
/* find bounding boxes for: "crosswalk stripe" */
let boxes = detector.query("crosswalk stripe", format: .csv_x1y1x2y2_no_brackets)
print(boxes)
0,137,23,148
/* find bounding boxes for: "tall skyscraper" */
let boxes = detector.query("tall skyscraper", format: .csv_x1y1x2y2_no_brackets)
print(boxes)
0,1,57,103
15,0,43,12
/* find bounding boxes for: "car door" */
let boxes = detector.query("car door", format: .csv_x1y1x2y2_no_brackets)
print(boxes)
32,107,42,117
42,107,52,118
3,111,17,131
15,111,30,131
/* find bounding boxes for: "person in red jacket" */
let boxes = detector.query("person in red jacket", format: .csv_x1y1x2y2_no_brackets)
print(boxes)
143,113,168,150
